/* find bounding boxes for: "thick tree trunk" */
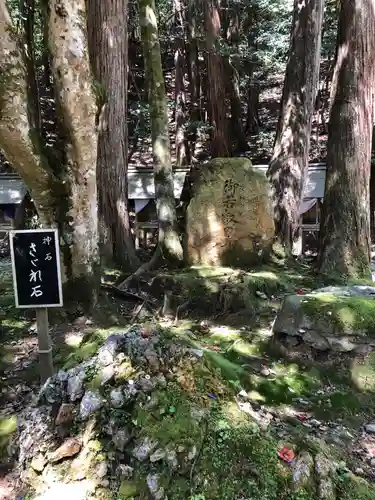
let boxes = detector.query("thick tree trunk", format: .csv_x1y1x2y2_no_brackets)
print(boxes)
186,0,200,157
203,0,231,158
226,60,248,153
0,1,56,226
246,80,261,134
267,0,324,250
138,0,183,263
174,0,190,166
86,0,138,270
318,0,375,278
47,0,100,306
21,0,41,133
0,0,100,310
175,44,189,166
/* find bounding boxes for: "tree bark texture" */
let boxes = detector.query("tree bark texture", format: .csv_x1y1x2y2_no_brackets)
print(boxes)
0,0,100,310
318,0,375,278
186,0,200,157
203,0,231,158
0,0,56,225
174,0,190,166
47,0,100,305
267,0,324,249
138,0,183,263
226,60,248,152
86,0,138,270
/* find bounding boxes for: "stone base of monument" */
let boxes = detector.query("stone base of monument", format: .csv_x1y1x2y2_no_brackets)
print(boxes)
272,286,375,354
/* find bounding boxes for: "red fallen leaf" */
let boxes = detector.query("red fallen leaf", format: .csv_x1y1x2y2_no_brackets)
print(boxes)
278,447,295,464
297,414,307,422
207,346,221,351
297,289,304,295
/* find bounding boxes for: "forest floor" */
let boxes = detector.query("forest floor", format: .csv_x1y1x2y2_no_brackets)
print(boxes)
2,256,375,499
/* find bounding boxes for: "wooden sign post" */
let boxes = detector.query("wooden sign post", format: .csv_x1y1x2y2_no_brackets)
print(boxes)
9,229,63,384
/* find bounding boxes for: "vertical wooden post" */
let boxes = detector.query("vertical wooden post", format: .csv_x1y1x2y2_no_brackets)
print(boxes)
36,308,54,383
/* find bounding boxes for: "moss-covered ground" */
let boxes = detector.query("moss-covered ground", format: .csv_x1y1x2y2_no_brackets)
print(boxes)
2,258,375,498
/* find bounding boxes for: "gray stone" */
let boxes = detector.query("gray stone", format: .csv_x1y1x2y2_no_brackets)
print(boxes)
117,464,134,478
96,461,108,479
147,473,165,500
97,345,115,367
303,331,329,351
165,449,178,470
365,423,375,434
30,454,46,472
150,448,166,462
99,365,115,385
79,391,104,420
144,348,160,371
67,372,85,402
110,388,125,408
272,295,305,337
132,437,158,461
112,428,131,451
318,478,335,500
314,285,375,298
292,452,314,490
315,454,334,478
327,336,356,352
188,348,204,358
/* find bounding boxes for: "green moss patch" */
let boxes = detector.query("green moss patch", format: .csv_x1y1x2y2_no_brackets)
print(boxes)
302,295,375,336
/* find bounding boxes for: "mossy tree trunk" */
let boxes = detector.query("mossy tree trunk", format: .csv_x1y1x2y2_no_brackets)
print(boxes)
0,0,100,311
86,0,139,270
318,0,375,279
138,0,183,263
267,0,324,251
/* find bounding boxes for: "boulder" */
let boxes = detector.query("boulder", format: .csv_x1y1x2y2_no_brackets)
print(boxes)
185,158,274,267
273,286,375,352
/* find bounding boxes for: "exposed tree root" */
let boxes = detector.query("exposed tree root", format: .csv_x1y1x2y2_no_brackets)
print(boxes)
117,245,163,290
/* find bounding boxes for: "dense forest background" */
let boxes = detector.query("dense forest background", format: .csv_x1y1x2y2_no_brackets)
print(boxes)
0,0,373,308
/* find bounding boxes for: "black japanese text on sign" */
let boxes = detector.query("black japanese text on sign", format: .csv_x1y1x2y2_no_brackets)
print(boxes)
9,229,63,308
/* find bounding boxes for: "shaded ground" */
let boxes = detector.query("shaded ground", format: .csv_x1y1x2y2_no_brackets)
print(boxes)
2,258,375,498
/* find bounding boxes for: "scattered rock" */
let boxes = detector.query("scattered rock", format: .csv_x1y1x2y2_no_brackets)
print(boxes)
110,388,125,408
132,437,158,461
165,449,178,470
55,403,75,426
292,452,314,491
99,365,115,385
79,391,104,420
117,464,134,478
96,461,108,479
150,448,166,462
273,286,375,354
365,424,375,434
30,454,46,473
67,372,85,402
112,428,131,451
49,437,82,463
303,331,329,351
147,473,165,500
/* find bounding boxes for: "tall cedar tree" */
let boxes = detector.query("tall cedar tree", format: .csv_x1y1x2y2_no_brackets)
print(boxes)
318,0,375,278
267,0,324,249
203,0,231,157
86,0,139,270
138,0,183,263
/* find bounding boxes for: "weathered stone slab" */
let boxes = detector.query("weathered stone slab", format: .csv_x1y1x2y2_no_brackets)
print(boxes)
273,286,375,352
